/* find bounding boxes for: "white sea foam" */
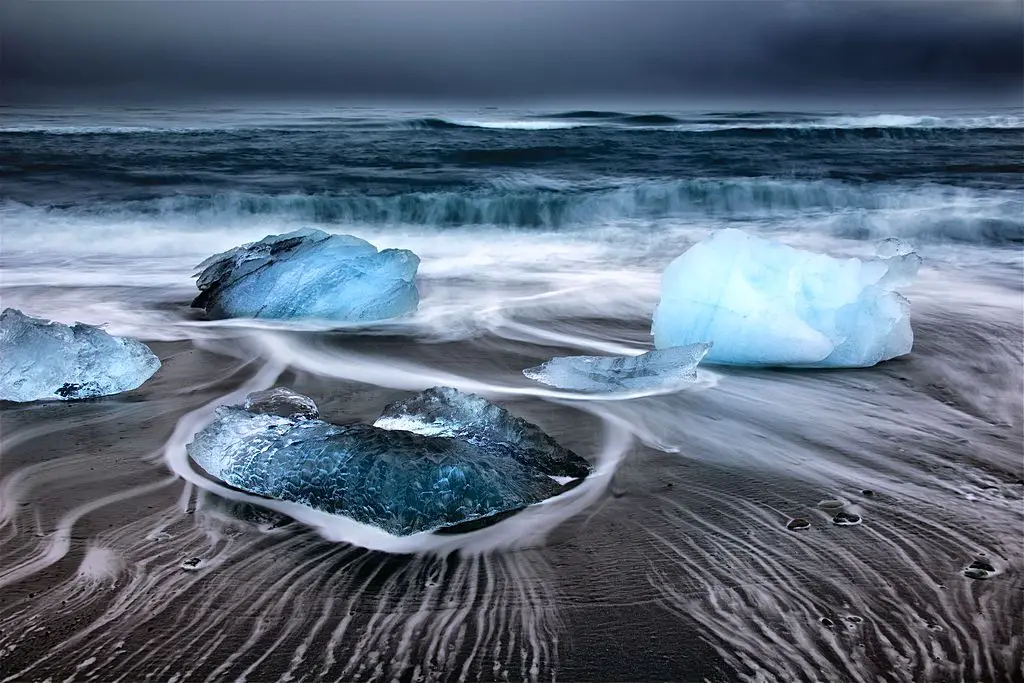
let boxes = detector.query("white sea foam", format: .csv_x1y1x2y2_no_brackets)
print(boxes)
0,125,230,134
3,112,1019,134
676,113,1024,132
448,119,589,130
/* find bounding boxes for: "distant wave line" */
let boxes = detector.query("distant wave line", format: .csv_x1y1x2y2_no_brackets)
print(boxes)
2,112,1020,135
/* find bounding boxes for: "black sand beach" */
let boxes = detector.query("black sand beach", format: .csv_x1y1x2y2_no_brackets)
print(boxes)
2,297,1021,681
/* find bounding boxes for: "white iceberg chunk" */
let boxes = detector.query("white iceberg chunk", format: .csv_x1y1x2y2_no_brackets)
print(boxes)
192,228,420,322
0,308,160,402
522,343,711,392
651,229,921,368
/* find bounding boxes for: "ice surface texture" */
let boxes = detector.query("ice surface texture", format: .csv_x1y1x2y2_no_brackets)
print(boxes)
187,387,589,536
522,343,711,392
652,229,921,368
244,387,319,420
0,308,160,402
374,386,592,478
192,228,420,321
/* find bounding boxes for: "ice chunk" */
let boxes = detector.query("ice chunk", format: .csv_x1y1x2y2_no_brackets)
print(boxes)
374,386,591,478
522,342,711,392
192,228,420,321
187,388,580,536
875,238,923,288
0,308,160,402
651,230,920,368
244,387,319,420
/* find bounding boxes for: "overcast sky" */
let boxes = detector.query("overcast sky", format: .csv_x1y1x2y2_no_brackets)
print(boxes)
2,1,1021,104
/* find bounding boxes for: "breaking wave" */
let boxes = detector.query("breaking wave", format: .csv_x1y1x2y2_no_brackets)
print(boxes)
4,111,1020,136
398,112,1024,134
544,110,1023,129
406,117,591,131
5,178,1018,245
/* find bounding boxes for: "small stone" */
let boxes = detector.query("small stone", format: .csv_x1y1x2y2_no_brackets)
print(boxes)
181,557,205,571
832,512,862,526
964,559,996,579
786,518,811,531
860,489,875,497
819,617,835,628
818,499,846,511
845,615,863,624
968,559,996,572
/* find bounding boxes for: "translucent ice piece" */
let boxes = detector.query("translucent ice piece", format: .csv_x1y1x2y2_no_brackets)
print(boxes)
192,228,419,322
187,388,585,536
0,308,160,403
522,342,711,392
244,387,319,420
651,229,919,367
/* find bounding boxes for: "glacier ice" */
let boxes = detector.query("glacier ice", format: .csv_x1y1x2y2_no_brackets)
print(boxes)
374,386,591,479
192,228,420,321
244,387,319,420
187,387,588,536
522,342,711,392
0,308,160,402
651,229,921,368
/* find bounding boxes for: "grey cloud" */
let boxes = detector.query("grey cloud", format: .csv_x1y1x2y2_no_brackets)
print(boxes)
1,1,1020,102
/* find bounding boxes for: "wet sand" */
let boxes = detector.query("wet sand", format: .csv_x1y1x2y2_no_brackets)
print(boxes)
1,302,1021,682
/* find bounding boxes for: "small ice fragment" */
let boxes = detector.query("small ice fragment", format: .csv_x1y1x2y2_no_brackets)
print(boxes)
876,237,914,258
192,228,420,322
0,308,160,403
181,558,205,571
964,558,996,579
244,387,319,420
522,343,711,392
786,518,811,531
831,512,862,526
651,229,920,367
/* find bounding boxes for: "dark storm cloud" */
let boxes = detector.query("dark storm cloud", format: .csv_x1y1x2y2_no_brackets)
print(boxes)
1,0,1020,102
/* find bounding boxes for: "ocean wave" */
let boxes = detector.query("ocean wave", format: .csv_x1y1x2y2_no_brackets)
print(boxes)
0,125,235,135
411,111,1023,133
407,117,590,131
680,116,1024,138
142,180,1024,231
828,212,1024,245
3,178,1019,245
817,114,1024,129
4,112,1019,136
545,110,625,120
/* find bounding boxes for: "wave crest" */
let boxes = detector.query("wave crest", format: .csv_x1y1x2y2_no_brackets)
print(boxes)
5,177,1019,245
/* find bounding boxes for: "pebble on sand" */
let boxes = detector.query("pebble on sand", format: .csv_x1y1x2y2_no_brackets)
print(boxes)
181,558,205,571
964,559,996,580
832,511,862,526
